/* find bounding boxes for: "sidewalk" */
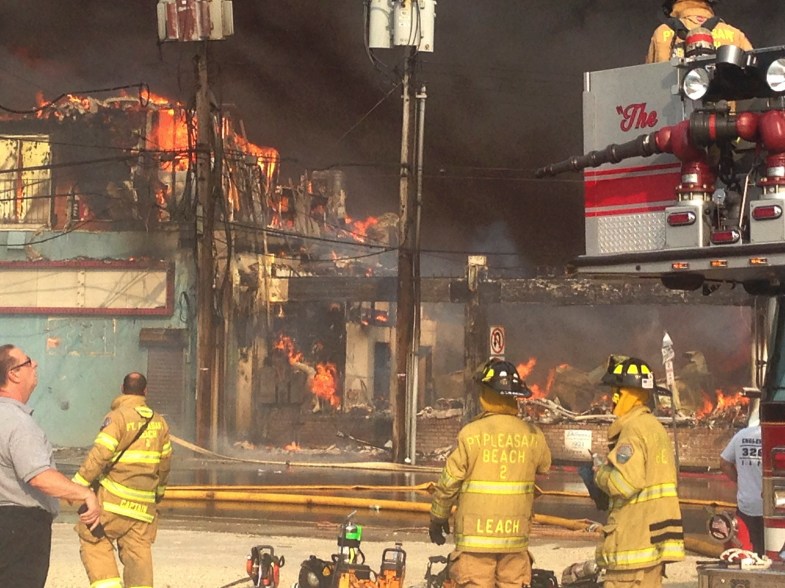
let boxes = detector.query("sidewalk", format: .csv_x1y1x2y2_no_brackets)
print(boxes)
45,522,705,588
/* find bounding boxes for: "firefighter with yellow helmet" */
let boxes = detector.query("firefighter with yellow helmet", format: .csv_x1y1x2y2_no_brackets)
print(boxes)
594,357,685,588
429,358,552,588
646,1,752,63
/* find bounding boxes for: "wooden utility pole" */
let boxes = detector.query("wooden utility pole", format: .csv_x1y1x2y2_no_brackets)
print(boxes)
194,43,217,449
393,48,417,464
463,256,488,422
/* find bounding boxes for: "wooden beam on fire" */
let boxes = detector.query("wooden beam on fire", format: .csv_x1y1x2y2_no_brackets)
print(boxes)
277,276,753,305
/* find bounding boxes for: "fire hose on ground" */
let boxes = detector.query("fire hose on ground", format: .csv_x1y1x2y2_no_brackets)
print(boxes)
166,435,729,558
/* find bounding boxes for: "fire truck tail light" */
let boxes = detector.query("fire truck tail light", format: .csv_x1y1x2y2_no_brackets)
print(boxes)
710,229,741,245
773,448,785,474
671,262,690,271
752,204,783,220
749,257,770,266
710,260,728,268
667,211,696,226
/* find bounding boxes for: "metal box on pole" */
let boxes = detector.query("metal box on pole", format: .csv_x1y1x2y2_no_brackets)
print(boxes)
393,0,436,52
368,0,394,49
157,0,234,42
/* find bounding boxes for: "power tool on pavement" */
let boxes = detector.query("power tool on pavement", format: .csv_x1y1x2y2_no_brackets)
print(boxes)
246,544,285,587
293,511,406,588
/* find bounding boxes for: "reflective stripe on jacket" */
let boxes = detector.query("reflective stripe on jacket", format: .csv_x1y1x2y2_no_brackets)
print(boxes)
74,394,172,524
430,413,551,553
594,405,685,570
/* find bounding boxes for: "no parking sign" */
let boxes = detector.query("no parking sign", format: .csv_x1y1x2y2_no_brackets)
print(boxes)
489,325,505,358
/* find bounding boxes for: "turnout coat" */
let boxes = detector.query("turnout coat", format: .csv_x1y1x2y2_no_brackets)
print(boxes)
430,412,551,553
595,405,685,570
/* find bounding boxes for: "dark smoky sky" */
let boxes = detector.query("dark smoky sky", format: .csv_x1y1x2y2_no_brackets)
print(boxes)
2,1,784,274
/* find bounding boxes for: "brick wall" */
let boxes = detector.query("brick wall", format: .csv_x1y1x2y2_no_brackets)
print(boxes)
416,417,735,470
260,412,735,470
416,416,462,455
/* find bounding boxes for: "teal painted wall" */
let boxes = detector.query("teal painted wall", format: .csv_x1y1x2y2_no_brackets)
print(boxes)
0,229,197,447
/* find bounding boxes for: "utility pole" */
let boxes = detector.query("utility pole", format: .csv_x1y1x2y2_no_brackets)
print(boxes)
157,0,234,450
367,0,436,463
464,256,488,422
405,83,427,464
194,43,217,449
393,47,417,464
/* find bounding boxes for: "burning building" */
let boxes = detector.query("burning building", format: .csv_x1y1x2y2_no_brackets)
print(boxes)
0,88,760,456
0,88,407,447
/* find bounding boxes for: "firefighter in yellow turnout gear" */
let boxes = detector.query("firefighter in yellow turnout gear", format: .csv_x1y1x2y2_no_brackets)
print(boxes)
73,372,172,588
594,357,685,588
429,359,552,588
646,1,752,64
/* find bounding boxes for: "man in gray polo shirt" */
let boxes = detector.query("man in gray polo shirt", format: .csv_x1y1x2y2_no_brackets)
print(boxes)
0,344,101,588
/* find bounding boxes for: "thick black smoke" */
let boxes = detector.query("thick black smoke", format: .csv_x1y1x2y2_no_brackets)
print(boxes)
1,1,782,273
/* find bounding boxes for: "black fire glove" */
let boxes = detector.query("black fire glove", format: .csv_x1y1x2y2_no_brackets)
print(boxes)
429,516,450,545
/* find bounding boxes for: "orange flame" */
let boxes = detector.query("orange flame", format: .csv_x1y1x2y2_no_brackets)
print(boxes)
515,360,573,401
311,362,341,408
283,441,301,452
516,358,537,379
695,389,749,419
273,334,303,364
344,215,380,243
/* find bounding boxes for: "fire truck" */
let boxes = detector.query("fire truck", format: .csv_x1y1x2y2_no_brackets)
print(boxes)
536,39,785,586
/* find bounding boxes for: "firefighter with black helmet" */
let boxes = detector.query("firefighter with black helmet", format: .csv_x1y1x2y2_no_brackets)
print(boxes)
646,1,752,63
429,358,551,588
594,356,685,588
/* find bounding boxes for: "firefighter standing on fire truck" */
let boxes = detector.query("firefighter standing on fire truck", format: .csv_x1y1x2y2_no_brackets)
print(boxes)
429,359,552,588
646,1,752,63
73,373,172,588
594,357,685,588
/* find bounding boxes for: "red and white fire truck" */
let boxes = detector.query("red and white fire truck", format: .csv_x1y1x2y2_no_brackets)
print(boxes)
537,41,785,585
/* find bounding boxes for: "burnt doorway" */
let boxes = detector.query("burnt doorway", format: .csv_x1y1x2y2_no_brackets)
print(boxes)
373,342,391,409
140,329,187,432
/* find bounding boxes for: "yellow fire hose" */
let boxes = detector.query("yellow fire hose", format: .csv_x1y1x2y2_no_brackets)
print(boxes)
168,435,733,558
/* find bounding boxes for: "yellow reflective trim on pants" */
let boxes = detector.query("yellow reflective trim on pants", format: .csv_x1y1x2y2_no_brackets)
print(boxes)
91,577,122,588
103,500,155,523
95,432,119,451
456,534,529,550
115,450,162,464
100,477,156,503
462,480,534,495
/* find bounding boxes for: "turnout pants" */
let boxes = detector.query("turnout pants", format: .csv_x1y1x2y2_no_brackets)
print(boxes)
448,550,530,588
0,506,53,588
76,511,158,588
604,564,663,588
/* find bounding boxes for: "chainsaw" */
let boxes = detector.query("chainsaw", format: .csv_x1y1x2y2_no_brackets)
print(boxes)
246,544,285,587
293,511,406,588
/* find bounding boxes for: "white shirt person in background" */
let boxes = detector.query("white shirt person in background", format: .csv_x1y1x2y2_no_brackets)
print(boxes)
720,401,763,556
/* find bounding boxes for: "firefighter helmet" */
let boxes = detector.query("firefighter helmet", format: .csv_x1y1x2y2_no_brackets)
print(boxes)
601,356,656,391
474,359,531,398
662,0,718,17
